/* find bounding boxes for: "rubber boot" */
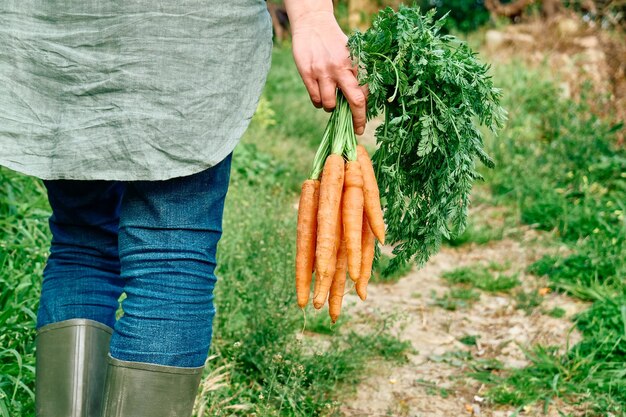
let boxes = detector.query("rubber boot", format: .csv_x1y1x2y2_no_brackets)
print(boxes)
35,319,113,417
101,356,203,417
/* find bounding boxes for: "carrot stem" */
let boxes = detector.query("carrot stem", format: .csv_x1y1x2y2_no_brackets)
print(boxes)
311,91,358,180
310,117,333,180
332,93,358,161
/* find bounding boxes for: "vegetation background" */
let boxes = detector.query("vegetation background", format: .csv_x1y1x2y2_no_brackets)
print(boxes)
1,1,624,416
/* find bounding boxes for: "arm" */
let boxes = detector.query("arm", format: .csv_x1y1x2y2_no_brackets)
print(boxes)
284,0,367,135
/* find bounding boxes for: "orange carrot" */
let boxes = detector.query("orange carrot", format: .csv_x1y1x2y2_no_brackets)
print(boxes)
314,193,342,309
356,214,375,300
328,237,348,323
295,179,320,308
356,145,385,244
313,154,345,309
342,161,364,281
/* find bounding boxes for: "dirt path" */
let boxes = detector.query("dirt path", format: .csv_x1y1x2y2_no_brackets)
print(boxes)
339,232,587,417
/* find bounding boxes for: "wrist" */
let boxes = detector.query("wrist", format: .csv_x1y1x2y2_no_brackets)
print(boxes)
284,1,334,29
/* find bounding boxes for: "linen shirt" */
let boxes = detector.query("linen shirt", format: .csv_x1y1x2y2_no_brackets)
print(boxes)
0,0,272,180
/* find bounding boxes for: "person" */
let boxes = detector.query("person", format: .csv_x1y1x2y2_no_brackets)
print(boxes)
0,1,367,416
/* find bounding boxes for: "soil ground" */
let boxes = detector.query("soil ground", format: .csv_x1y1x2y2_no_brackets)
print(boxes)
336,227,588,417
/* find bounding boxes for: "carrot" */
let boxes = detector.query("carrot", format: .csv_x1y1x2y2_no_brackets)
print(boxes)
313,154,345,309
295,179,320,308
328,237,348,323
314,193,342,309
356,214,375,300
356,145,385,244
342,161,364,281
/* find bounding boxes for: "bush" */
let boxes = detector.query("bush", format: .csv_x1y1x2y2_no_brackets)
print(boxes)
416,0,490,33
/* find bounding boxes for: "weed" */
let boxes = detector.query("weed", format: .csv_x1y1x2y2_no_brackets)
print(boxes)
488,261,511,271
348,332,413,363
459,335,480,346
415,378,451,398
528,252,619,298
515,290,544,315
304,311,343,336
445,221,504,247
432,288,481,311
430,349,473,367
481,273,520,293
443,265,520,293
546,307,566,319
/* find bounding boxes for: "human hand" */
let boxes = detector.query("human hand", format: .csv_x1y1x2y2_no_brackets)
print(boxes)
290,11,367,135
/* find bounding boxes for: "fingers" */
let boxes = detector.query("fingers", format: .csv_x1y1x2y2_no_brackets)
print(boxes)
301,76,323,109
337,72,367,135
318,77,337,112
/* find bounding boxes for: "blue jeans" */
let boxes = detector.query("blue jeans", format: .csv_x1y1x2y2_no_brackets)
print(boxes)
37,155,232,368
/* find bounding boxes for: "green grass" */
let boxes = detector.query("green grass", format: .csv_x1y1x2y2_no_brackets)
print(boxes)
459,334,481,347
0,173,49,416
445,220,504,247
514,290,544,315
432,287,481,311
443,265,520,293
304,311,344,336
546,307,567,319
0,46,411,417
434,264,520,311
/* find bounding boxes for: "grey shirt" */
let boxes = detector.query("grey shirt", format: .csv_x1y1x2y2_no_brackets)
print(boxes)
0,0,272,181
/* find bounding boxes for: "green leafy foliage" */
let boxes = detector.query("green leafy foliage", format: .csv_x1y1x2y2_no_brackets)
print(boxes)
348,7,506,273
233,143,289,187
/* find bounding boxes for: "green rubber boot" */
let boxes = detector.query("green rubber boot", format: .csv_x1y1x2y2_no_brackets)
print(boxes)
35,319,113,417
101,356,203,417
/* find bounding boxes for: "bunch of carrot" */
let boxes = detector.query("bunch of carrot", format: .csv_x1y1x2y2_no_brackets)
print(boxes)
295,93,385,323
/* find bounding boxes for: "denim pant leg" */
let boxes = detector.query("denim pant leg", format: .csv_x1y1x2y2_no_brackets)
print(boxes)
110,155,232,367
38,180,125,329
